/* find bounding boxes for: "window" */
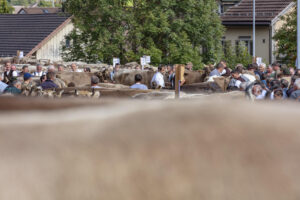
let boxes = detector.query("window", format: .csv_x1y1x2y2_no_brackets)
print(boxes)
65,39,71,48
236,36,253,55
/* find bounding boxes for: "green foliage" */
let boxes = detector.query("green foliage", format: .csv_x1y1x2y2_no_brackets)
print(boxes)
0,0,14,13
62,0,224,67
8,0,35,6
273,7,296,66
222,41,252,69
38,0,61,7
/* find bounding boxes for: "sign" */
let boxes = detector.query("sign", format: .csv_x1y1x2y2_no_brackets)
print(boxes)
140,57,146,70
113,58,120,67
256,57,262,66
19,51,24,59
144,55,151,64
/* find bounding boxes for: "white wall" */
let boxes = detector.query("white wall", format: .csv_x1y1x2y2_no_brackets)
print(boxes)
36,22,74,62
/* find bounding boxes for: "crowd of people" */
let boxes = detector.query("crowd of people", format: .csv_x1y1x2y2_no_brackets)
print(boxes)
0,60,300,101
207,61,300,101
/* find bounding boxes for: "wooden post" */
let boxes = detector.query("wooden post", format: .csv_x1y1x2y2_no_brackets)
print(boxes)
175,64,185,99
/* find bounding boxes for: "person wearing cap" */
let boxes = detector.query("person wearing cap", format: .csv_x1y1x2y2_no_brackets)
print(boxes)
91,76,101,89
21,73,36,94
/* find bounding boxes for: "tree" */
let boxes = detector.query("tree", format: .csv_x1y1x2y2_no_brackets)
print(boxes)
0,0,14,13
62,0,224,67
273,4,296,66
221,41,252,69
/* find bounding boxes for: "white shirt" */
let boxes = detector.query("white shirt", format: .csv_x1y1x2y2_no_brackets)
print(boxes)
1,71,18,79
32,71,45,77
91,86,101,89
151,72,165,88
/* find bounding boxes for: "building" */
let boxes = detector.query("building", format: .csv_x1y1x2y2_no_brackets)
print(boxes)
0,14,73,61
218,0,241,14
221,0,295,64
18,7,62,14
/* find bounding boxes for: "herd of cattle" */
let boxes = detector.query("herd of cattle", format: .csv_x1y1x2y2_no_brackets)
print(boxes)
7,66,227,99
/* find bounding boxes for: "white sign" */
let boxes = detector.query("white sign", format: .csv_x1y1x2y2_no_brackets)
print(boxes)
19,51,24,59
113,58,120,67
140,57,146,70
256,57,262,66
144,55,151,64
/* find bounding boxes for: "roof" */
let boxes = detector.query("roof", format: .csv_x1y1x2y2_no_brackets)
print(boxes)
12,6,25,14
222,0,294,25
0,14,71,57
18,7,62,14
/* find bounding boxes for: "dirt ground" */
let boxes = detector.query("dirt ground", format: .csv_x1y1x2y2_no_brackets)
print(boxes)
0,96,299,200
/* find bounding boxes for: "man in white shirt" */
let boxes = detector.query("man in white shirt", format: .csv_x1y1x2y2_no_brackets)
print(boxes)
32,64,45,77
2,62,18,84
151,66,165,89
71,63,83,72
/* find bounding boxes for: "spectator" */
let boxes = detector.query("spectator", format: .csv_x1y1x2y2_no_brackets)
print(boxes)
110,64,120,82
40,75,46,84
151,65,165,89
289,67,295,76
252,84,267,100
58,65,64,72
186,62,193,71
4,80,21,95
41,72,58,90
228,70,255,90
273,89,285,101
220,61,231,77
209,62,225,77
21,73,35,93
167,65,175,89
19,65,29,76
290,78,300,101
11,65,19,76
255,63,266,80
71,63,83,72
266,65,275,78
32,64,45,77
91,76,101,89
2,61,17,84
84,67,91,73
47,65,56,73
131,74,148,90
0,74,8,94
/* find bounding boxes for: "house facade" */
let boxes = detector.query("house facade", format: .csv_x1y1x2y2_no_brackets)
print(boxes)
0,14,73,62
221,0,295,64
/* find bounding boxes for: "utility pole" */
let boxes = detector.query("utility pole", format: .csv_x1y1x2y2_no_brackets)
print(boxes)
297,0,300,69
253,0,256,60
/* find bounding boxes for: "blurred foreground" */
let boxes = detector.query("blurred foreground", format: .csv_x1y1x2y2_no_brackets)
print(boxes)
0,96,299,200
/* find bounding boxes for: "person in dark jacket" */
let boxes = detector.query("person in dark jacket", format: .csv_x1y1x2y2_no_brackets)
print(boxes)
4,80,21,95
41,72,58,90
